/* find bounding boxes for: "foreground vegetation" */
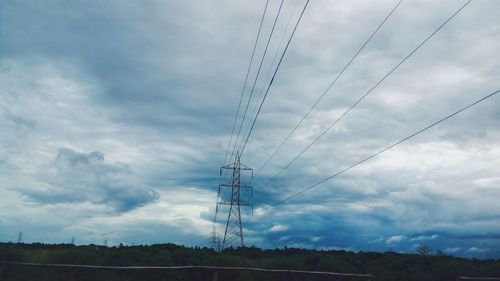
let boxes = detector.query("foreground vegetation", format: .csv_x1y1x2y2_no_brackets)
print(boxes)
1,242,500,281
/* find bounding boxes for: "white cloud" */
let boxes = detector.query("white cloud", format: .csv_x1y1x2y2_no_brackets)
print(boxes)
410,234,438,242
386,235,405,244
269,224,289,233
445,247,462,254
466,247,490,254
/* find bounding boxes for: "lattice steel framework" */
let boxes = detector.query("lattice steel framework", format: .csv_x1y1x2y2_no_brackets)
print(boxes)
216,152,253,249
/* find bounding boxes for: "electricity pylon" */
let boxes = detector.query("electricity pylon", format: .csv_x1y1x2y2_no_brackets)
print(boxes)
217,151,253,249
210,224,221,252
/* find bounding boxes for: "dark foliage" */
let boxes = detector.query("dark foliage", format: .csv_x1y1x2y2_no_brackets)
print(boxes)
1,243,499,281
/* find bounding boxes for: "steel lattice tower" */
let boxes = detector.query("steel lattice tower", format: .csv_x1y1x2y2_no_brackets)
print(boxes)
216,152,253,249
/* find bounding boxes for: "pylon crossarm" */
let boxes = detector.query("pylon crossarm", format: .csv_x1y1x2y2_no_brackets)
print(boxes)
218,183,253,189
238,164,253,171
239,184,252,189
217,202,253,207
221,164,235,170
221,162,252,171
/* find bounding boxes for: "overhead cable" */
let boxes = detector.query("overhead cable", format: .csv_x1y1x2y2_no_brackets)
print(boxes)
228,0,286,166
221,0,271,170
255,0,405,175
262,87,499,212
261,0,472,187
240,0,311,156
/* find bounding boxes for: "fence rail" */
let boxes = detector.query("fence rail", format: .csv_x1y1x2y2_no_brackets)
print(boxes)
457,276,500,281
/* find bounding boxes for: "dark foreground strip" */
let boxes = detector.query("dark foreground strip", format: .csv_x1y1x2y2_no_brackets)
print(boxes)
0,261,374,278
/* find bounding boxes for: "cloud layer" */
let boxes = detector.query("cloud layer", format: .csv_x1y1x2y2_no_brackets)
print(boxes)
1,0,499,258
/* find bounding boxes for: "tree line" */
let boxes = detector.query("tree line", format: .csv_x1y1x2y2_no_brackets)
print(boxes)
1,242,499,281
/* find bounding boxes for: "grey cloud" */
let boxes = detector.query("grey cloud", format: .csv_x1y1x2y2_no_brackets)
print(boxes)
1,0,251,136
19,148,158,212
5,115,36,129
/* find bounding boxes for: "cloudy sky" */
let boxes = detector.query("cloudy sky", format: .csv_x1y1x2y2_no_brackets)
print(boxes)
1,0,500,258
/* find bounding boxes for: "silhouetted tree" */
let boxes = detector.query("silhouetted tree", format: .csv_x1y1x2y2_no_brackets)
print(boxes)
416,245,432,256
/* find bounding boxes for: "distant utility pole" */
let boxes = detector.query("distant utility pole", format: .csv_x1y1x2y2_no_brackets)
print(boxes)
217,152,253,249
71,237,75,245
103,233,109,247
210,224,221,252
17,232,22,244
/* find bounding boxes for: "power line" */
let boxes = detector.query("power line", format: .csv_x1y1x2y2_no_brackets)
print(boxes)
255,0,405,176
260,0,472,187
261,88,500,212
222,0,282,184
217,0,285,247
217,0,270,231
246,0,302,138
240,0,310,157
228,0,285,168
216,0,270,247
221,0,270,170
